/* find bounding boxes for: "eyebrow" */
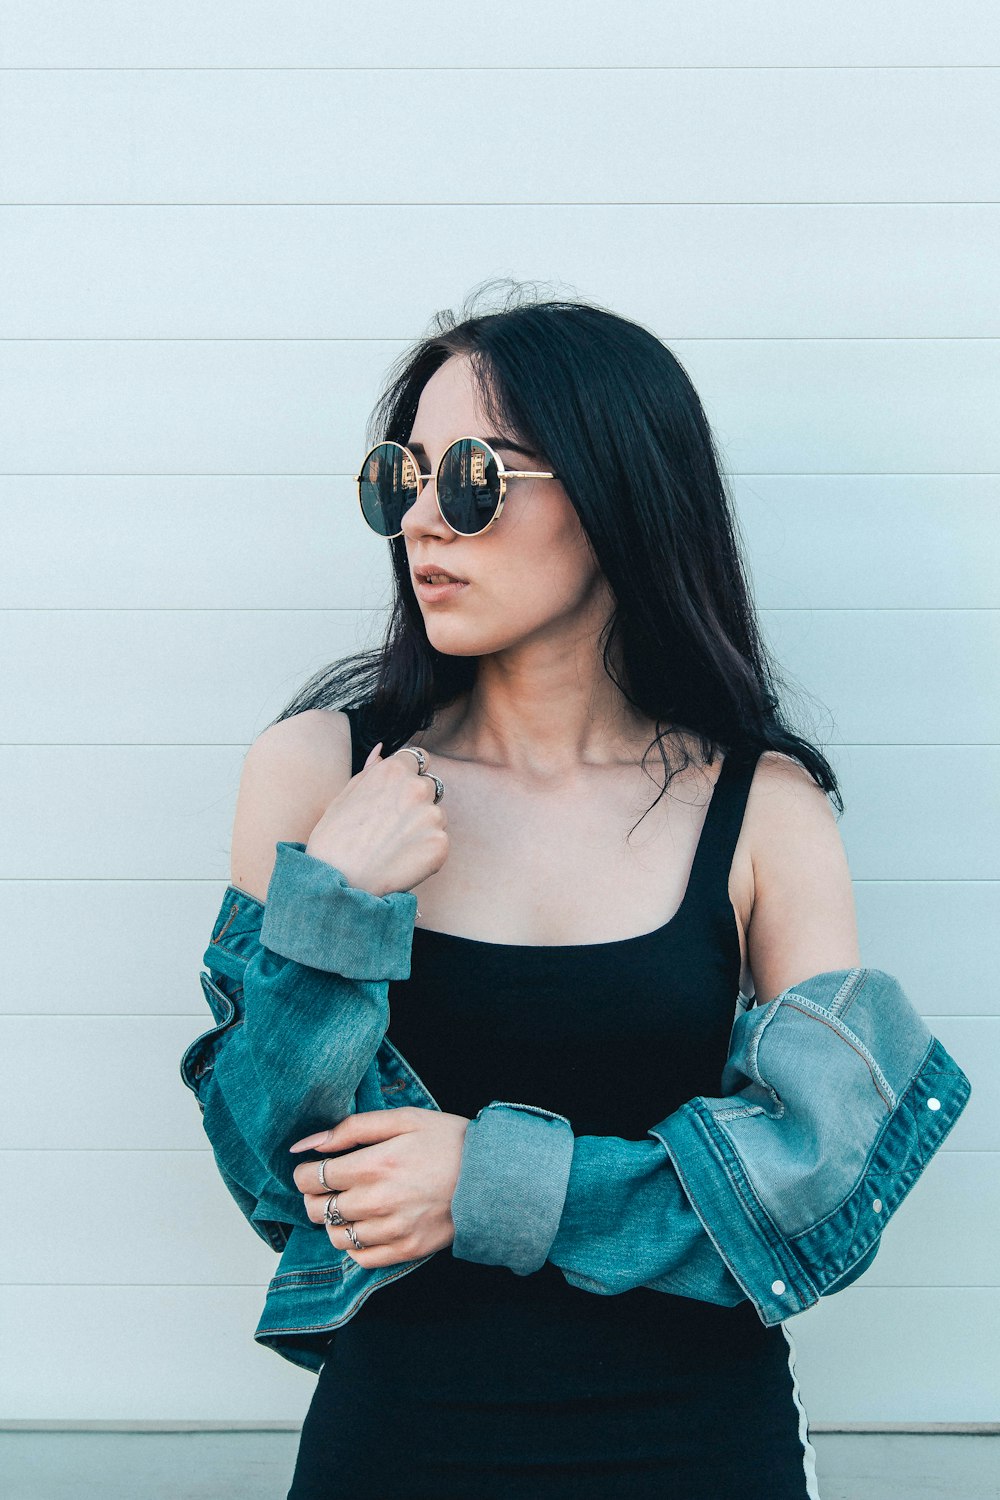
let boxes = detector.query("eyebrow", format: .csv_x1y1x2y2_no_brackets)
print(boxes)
406,436,538,463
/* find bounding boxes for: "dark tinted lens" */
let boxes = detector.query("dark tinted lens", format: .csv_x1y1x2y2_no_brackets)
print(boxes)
358,442,420,536
436,439,501,535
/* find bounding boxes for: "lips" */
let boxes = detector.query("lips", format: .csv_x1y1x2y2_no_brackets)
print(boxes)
414,565,468,584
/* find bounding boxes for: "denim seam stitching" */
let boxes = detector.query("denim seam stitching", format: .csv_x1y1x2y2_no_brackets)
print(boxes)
782,999,896,1108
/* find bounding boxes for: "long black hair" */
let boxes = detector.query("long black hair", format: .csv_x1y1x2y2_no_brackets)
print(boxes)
270,278,843,832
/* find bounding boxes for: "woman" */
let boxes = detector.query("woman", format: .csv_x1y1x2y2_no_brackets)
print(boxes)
230,287,855,1498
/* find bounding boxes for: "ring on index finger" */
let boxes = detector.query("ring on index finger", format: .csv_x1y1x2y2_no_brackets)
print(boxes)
395,746,427,773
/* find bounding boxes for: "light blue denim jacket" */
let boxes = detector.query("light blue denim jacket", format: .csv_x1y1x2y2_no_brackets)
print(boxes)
181,840,972,1374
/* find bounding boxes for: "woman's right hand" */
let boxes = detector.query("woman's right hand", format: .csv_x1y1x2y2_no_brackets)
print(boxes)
305,739,449,898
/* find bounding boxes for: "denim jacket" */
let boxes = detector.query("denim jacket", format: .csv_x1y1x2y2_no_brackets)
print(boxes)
180,840,972,1374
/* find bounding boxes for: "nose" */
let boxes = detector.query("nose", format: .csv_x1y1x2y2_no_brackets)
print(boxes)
401,469,451,539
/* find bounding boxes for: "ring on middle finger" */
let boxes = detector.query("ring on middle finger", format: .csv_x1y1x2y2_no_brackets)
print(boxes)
324,1192,348,1227
317,1157,332,1191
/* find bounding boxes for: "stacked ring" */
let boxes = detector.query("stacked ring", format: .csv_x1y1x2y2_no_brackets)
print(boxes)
395,745,445,804
324,1192,347,1227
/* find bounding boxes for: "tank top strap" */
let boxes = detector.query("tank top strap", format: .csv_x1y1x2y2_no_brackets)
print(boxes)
341,703,374,778
681,746,762,910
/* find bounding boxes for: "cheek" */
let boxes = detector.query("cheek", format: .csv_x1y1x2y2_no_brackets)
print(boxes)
526,520,602,607
501,503,596,596
485,547,602,629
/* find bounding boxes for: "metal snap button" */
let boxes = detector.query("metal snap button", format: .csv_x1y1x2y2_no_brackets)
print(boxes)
927,1097,941,1110
771,1279,786,1296
872,1199,883,1213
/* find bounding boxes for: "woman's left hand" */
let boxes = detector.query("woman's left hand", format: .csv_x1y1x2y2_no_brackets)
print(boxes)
289,1107,471,1268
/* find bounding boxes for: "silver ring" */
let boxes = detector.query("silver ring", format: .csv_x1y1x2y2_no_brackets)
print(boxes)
395,746,427,773
344,1222,365,1251
429,775,445,803
317,1157,331,1191
324,1192,347,1227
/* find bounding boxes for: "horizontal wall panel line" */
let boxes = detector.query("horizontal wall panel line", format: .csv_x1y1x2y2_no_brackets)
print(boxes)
6,470,1000,477
4,65,1000,72
5,877,999,885
5,335,1000,343
6,335,1000,343
0,608,358,614
6,607,1000,614
4,742,1000,750
6,200,1000,209
0,1422,305,1431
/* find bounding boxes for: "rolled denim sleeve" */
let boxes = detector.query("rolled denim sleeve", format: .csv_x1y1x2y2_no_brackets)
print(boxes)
260,841,417,980
181,841,418,1242
450,1099,745,1307
450,970,973,1325
450,1103,575,1274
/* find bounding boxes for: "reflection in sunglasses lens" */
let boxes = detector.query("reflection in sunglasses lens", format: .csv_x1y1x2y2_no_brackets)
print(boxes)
358,442,418,536
437,439,501,535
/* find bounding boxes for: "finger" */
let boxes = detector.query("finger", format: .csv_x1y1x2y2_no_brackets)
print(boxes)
362,740,383,769
292,1157,339,1193
305,1188,367,1224
333,1241,414,1268
289,1113,388,1153
292,1108,418,1156
288,1122,347,1153
327,1221,422,1269
328,1220,370,1250
303,1192,333,1225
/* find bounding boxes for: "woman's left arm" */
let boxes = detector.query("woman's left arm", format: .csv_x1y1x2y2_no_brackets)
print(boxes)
737,751,862,1011
448,757,972,1324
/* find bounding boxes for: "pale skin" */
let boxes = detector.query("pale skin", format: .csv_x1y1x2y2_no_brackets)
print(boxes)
231,352,862,1271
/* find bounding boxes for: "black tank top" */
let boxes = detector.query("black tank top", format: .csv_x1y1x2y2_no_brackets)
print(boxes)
289,713,816,1499
338,704,766,1344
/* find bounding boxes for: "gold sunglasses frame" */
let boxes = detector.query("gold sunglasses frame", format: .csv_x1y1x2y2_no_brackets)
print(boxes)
355,435,558,538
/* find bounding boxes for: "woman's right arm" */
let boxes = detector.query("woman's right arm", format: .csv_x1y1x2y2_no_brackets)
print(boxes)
179,712,445,1248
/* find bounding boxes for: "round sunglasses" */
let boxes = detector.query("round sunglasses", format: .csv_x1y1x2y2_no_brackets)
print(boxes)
356,435,559,538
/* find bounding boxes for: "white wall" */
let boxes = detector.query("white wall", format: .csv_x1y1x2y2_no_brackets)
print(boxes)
1,1,997,1426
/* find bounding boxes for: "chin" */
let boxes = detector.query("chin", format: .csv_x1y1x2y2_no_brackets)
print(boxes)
426,637,482,659
422,618,497,656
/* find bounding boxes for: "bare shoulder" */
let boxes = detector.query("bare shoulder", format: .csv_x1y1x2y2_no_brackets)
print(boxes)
229,708,354,903
746,748,836,825
742,749,862,1006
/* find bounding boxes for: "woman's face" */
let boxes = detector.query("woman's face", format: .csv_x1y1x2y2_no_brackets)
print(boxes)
399,354,611,658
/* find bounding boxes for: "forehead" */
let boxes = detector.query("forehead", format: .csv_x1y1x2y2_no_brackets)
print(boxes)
410,355,489,434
